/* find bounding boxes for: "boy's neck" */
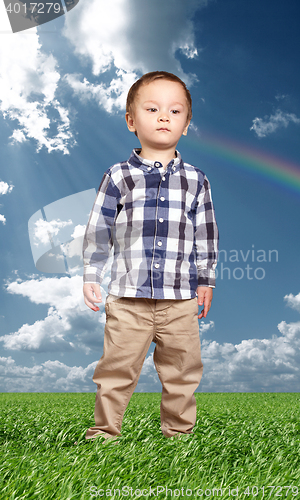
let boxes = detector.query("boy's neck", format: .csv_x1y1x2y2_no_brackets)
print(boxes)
139,147,177,169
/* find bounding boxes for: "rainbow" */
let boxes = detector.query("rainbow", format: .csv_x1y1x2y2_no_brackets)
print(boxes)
185,131,300,196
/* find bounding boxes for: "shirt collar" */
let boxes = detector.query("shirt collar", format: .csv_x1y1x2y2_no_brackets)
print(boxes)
128,148,182,174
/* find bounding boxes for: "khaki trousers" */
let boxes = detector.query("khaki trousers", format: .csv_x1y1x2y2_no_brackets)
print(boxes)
86,296,203,439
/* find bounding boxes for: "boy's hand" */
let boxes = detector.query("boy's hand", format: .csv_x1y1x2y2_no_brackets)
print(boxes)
83,283,102,312
197,286,213,319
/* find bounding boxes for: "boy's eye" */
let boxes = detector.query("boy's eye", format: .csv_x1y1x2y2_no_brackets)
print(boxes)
171,110,180,114
147,108,157,112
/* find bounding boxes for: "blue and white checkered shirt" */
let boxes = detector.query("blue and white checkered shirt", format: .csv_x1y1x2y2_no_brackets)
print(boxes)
83,149,219,300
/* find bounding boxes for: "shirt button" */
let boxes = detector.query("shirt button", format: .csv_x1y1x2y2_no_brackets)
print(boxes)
147,166,151,171
160,196,165,201
155,162,160,168
159,218,164,223
172,166,176,171
157,241,162,246
154,263,160,269
162,176,166,181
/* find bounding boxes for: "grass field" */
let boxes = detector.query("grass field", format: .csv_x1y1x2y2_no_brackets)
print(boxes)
0,393,300,499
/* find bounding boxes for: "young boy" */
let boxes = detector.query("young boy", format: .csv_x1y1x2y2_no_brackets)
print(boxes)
83,71,218,441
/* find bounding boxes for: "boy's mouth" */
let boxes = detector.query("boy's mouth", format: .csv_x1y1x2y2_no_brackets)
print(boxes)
157,127,170,132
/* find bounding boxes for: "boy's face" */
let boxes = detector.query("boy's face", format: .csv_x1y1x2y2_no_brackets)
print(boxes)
125,79,190,154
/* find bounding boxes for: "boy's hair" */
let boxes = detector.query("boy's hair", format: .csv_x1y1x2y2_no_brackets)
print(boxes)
126,71,192,122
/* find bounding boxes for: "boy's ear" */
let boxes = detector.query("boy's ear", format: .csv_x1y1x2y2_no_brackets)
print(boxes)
125,112,136,133
182,120,191,136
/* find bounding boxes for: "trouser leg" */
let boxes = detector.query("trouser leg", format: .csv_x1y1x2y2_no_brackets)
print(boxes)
86,297,153,440
153,297,203,437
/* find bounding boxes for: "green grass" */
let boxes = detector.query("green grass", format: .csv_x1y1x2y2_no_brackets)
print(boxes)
0,393,300,499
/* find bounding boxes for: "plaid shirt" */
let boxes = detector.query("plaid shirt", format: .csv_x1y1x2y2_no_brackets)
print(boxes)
83,149,219,300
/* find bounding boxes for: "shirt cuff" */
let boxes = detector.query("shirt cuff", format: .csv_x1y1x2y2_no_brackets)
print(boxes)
83,266,103,285
197,269,216,288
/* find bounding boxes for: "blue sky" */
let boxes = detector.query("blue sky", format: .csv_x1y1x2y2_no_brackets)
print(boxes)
0,0,300,392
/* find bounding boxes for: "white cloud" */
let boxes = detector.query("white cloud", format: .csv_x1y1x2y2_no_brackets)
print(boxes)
71,224,86,239
5,275,82,310
0,356,97,392
0,181,14,195
250,109,300,138
275,94,289,102
0,180,14,225
5,275,98,314
0,0,208,150
284,292,300,313
0,307,74,352
63,0,206,113
2,275,107,354
9,129,26,143
33,218,73,246
136,354,160,392
199,312,300,391
65,70,138,114
61,224,86,263
0,31,75,153
199,320,214,336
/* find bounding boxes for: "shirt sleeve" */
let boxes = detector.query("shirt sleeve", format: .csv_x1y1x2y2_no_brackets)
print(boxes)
82,172,121,285
194,175,219,288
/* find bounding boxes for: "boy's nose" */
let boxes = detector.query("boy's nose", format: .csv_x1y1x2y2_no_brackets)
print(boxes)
158,114,170,122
